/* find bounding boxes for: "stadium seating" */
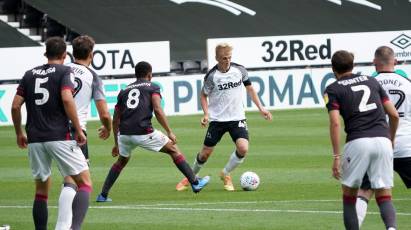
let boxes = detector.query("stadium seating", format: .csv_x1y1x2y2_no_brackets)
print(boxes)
170,61,184,75
1,0,410,77
183,60,201,74
200,59,208,73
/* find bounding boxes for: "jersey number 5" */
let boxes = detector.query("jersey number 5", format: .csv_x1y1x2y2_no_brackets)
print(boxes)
35,77,49,105
351,85,377,112
126,88,140,109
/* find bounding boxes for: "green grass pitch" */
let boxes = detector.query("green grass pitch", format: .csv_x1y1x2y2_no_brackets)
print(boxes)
0,109,410,229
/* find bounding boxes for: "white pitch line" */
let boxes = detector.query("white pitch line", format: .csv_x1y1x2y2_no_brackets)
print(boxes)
1,205,411,216
129,198,411,207
90,206,411,216
1,198,411,216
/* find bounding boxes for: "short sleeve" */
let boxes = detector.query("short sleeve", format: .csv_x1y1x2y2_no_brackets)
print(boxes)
324,86,340,111
16,74,26,97
238,65,251,86
91,72,106,101
115,90,124,112
151,83,162,98
378,83,390,104
61,67,74,91
202,71,215,95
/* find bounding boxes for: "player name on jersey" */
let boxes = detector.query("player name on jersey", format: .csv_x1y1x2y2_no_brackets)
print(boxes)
378,79,403,87
337,75,368,86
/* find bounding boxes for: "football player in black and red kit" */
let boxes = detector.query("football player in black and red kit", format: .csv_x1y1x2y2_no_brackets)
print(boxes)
324,50,399,230
11,37,92,230
96,61,209,202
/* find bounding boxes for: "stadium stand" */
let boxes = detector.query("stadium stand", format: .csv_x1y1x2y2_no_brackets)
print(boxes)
0,0,410,76
16,0,411,63
1,0,20,14
200,59,208,73
182,60,201,74
0,19,39,47
170,61,184,75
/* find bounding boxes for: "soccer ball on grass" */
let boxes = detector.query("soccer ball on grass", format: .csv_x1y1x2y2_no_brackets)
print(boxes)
240,171,260,191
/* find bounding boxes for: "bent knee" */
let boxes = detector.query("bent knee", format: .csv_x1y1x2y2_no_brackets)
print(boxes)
236,147,248,156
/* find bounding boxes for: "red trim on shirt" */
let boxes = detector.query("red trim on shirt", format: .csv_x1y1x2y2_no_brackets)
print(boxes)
114,105,120,112
381,96,390,104
62,86,73,91
66,132,71,140
152,93,162,98
331,102,340,110
62,86,74,94
146,127,154,134
16,86,24,97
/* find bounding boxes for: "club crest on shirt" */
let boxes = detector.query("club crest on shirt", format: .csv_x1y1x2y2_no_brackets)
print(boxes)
323,93,329,104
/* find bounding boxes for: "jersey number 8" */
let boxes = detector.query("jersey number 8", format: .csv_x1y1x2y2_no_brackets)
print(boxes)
126,88,140,109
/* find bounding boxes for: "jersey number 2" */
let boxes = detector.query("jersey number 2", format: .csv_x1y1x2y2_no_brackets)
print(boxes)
351,85,377,112
389,89,405,117
35,77,49,105
126,89,140,109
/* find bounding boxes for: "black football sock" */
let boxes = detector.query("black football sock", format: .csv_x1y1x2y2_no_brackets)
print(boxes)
33,194,48,230
343,195,359,230
71,183,92,230
173,154,198,185
101,162,125,197
376,196,397,229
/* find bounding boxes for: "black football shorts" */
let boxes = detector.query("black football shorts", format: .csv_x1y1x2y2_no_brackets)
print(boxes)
203,120,249,147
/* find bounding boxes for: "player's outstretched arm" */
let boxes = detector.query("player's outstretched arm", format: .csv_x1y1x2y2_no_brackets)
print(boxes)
383,100,399,146
245,85,272,120
328,110,341,180
111,109,120,157
95,99,112,140
200,90,209,127
61,89,86,146
152,94,176,144
11,95,27,148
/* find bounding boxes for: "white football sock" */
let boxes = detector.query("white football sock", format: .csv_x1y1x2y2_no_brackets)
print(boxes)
223,151,245,175
356,196,369,227
192,157,204,175
55,185,76,230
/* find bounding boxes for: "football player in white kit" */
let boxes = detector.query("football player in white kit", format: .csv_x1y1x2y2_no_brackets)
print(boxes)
356,46,411,228
55,35,111,230
176,43,272,191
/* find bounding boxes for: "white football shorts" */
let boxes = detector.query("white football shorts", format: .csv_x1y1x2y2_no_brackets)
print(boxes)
394,135,411,158
341,137,393,189
118,130,170,157
28,140,89,182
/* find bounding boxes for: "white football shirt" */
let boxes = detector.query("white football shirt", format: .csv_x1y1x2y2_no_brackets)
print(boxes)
376,72,411,158
66,62,105,131
202,63,250,122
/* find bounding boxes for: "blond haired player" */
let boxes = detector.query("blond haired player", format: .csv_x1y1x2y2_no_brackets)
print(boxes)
176,43,272,191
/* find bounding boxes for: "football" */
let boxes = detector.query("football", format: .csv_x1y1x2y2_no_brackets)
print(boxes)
240,171,260,191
